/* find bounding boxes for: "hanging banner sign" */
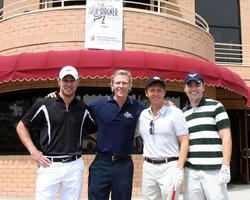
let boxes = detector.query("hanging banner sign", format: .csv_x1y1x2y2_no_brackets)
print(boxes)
85,0,123,50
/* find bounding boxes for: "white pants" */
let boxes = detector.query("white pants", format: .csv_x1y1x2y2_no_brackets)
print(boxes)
183,168,229,200
36,158,84,200
142,160,179,200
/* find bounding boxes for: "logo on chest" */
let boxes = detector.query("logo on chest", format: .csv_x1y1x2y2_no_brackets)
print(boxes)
124,111,134,119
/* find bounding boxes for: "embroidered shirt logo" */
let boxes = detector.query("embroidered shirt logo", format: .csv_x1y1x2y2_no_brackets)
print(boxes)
124,111,134,119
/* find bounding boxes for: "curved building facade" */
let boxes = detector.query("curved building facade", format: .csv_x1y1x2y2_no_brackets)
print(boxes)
0,0,250,198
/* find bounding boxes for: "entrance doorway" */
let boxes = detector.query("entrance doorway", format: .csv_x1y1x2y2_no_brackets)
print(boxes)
228,110,250,183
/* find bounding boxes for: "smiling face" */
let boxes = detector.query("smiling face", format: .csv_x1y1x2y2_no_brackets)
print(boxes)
145,83,165,106
111,74,131,99
184,80,205,106
58,75,78,98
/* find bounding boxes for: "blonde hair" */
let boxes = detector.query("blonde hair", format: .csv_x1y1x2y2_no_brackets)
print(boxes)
110,69,132,86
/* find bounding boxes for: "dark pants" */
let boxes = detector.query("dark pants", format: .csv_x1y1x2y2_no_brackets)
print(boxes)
88,155,134,200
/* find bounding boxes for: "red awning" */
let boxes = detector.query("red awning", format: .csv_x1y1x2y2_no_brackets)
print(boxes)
0,49,249,105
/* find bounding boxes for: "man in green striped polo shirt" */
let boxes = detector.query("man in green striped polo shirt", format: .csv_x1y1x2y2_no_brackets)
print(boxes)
182,72,232,200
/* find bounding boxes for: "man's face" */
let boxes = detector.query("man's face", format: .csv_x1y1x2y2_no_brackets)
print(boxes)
58,75,78,97
184,80,205,102
145,83,165,105
111,75,131,98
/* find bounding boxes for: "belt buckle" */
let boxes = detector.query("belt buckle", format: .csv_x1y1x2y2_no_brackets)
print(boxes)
112,155,117,161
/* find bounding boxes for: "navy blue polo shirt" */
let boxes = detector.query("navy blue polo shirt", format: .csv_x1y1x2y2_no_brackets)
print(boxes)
89,96,144,155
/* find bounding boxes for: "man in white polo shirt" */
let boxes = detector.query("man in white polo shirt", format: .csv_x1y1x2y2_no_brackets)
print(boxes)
136,76,189,200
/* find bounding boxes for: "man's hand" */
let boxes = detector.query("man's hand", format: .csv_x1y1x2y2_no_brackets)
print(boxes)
218,165,231,184
172,168,184,191
31,149,51,168
163,100,175,107
46,91,57,98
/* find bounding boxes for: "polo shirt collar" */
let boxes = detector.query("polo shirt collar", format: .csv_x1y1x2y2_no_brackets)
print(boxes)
108,95,133,105
185,97,206,110
148,105,168,116
55,91,77,103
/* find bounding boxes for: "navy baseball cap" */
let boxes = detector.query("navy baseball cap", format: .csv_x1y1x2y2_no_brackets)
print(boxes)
184,72,204,84
145,76,165,89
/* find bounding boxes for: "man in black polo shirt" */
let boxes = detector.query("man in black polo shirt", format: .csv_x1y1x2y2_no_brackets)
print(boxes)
16,66,97,200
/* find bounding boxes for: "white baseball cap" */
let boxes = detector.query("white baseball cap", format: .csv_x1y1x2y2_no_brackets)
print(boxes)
59,66,79,80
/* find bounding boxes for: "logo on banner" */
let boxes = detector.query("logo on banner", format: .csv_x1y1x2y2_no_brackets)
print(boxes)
88,3,118,24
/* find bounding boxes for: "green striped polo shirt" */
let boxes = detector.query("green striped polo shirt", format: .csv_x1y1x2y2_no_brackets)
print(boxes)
183,97,230,170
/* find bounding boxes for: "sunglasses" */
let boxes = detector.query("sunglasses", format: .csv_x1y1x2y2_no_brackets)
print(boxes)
149,120,154,135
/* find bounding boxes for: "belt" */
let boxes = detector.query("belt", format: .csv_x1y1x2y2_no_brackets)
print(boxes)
96,152,131,161
145,157,178,164
47,155,81,163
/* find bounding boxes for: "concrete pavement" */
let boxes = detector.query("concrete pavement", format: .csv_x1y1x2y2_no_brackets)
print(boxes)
0,183,249,200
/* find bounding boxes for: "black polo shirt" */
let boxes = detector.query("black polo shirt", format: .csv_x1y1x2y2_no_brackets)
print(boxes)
89,96,144,155
22,94,97,156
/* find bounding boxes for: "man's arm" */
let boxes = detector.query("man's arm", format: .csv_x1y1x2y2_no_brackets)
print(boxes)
177,134,189,169
217,126,232,184
172,134,189,192
16,121,51,167
219,127,232,166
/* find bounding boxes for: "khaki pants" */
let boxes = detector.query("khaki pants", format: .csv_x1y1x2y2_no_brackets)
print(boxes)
184,168,229,200
142,160,179,200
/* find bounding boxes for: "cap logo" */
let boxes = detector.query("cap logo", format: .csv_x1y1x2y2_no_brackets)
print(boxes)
59,66,79,80
188,73,198,77
152,76,161,80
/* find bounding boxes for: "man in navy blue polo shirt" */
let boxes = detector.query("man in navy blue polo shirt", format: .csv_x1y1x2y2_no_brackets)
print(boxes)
88,69,144,200
16,66,97,200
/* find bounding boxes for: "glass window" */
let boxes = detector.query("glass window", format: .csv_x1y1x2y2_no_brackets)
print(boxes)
209,27,241,44
0,0,3,19
195,0,241,43
40,0,86,8
52,0,86,7
0,87,184,155
64,0,86,6
196,0,240,27
124,0,150,10
0,87,146,155
196,0,241,63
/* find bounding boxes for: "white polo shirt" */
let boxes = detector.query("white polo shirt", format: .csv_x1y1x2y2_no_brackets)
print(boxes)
136,105,188,159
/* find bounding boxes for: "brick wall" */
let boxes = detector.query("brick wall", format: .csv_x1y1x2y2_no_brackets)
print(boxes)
177,0,194,11
0,8,214,61
240,0,250,65
226,65,250,87
0,155,143,199
3,0,40,18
